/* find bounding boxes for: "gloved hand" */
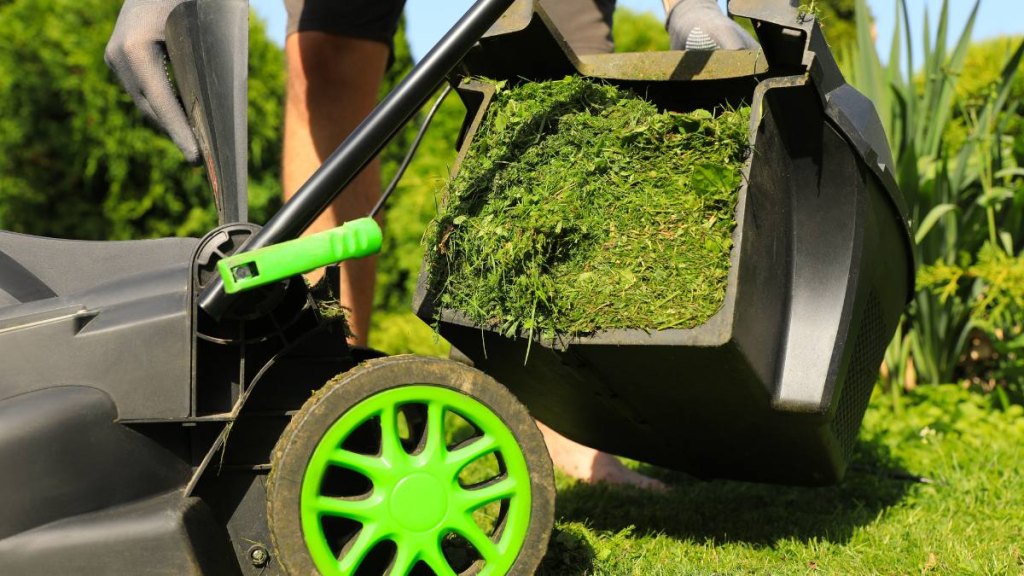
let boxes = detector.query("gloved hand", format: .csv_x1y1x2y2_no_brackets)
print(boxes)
105,0,200,164
666,0,759,51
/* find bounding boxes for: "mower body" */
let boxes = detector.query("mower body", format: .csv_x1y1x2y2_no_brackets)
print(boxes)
0,225,359,575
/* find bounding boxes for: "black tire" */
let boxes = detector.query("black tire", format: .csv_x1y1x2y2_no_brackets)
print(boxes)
267,355,554,575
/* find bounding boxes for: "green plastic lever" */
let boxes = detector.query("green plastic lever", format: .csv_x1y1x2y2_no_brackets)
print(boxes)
217,217,382,294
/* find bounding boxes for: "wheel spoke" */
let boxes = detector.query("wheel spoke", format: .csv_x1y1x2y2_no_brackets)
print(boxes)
326,449,389,479
337,523,385,574
379,404,404,463
453,518,500,565
445,434,498,474
421,400,446,460
312,494,383,522
457,476,519,512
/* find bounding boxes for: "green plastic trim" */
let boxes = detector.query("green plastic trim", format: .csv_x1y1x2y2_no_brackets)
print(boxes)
217,217,382,294
301,385,532,576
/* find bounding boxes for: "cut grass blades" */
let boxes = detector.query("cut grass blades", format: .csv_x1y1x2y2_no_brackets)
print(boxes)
426,77,749,343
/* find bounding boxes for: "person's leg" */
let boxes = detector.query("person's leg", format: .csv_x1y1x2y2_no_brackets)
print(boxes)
282,33,388,346
282,0,404,346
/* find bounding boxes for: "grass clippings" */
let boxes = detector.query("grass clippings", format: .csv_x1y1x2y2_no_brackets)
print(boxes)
425,76,750,340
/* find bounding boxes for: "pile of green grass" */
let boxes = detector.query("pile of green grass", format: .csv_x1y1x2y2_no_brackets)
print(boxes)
425,76,750,339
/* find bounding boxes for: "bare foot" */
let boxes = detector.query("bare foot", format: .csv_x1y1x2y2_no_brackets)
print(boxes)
536,421,667,491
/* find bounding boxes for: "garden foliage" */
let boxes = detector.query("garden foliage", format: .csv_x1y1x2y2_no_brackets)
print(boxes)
843,0,1024,400
612,9,669,53
0,0,415,244
0,0,285,239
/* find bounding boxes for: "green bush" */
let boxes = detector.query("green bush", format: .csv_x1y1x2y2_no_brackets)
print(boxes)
958,36,1024,105
0,0,285,239
613,8,669,53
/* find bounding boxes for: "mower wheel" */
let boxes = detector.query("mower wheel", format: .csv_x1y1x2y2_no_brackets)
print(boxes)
267,355,554,576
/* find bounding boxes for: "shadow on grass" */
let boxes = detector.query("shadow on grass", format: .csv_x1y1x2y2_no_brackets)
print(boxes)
548,437,918,548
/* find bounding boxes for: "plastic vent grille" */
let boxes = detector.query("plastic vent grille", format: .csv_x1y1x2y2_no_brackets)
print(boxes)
832,291,886,461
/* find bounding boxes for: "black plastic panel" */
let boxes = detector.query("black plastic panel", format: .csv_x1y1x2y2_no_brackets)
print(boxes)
0,233,197,419
0,387,190,540
0,491,240,575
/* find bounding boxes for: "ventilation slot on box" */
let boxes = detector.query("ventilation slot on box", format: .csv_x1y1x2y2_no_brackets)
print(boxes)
832,291,887,460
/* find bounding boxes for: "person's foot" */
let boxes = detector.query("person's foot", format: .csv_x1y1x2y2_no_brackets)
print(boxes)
536,421,667,491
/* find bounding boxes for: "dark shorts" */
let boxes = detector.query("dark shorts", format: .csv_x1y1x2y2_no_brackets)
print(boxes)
284,0,407,46
285,0,616,55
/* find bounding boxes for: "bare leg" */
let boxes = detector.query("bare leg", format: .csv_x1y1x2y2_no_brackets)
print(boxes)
283,32,388,346
537,422,666,490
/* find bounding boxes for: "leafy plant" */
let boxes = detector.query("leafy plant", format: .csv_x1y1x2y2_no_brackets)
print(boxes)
843,0,1024,393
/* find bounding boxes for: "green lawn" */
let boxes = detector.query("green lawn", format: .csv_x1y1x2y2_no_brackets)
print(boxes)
538,385,1024,575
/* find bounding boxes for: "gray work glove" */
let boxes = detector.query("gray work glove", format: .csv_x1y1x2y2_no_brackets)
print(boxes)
667,0,760,51
105,0,200,164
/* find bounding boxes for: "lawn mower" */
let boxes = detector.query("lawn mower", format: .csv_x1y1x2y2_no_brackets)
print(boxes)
0,0,912,574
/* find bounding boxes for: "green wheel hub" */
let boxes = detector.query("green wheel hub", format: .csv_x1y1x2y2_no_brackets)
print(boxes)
300,385,532,575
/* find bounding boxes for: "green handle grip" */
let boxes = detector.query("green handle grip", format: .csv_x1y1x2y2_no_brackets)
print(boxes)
218,217,383,294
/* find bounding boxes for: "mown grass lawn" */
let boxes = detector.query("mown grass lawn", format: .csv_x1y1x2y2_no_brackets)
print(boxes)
538,385,1024,575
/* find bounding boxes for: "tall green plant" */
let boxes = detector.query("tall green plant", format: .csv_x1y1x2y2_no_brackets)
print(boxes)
844,0,1024,391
